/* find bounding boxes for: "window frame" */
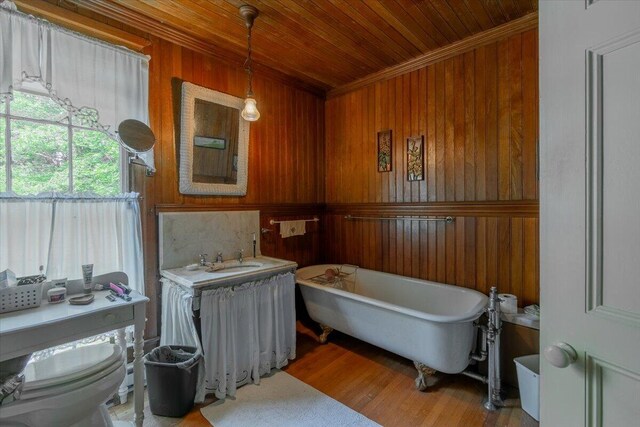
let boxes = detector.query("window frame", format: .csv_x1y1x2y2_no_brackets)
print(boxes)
0,88,128,195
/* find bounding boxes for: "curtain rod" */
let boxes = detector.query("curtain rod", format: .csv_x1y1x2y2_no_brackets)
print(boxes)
0,3,149,62
269,217,319,225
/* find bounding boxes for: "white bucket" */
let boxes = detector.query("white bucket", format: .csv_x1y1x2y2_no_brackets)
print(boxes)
514,354,540,421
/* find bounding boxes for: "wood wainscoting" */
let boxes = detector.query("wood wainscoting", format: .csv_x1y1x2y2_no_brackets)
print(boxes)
324,202,538,307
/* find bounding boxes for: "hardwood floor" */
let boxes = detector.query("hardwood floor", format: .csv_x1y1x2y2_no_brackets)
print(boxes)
110,321,537,427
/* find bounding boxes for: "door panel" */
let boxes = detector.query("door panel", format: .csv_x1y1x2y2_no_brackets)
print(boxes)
588,29,640,323
540,1,640,425
586,355,640,426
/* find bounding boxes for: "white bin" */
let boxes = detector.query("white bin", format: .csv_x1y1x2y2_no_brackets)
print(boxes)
514,354,540,421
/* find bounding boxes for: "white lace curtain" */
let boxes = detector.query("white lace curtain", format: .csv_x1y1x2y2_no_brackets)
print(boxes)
160,279,201,350
0,1,154,170
200,273,296,400
160,273,296,402
0,193,145,294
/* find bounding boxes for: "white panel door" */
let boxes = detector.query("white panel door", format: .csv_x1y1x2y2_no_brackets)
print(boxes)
540,1,640,426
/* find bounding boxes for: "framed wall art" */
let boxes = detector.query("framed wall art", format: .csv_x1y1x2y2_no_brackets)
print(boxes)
377,130,392,172
407,135,424,181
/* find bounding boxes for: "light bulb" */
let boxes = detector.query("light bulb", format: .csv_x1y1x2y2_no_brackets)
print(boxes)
241,97,260,121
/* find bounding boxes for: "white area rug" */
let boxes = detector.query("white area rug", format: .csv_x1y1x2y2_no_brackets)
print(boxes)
200,371,381,427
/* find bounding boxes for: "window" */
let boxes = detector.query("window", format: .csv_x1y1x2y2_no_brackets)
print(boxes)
0,90,122,195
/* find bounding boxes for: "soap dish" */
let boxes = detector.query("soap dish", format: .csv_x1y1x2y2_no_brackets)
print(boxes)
69,294,95,305
185,264,199,271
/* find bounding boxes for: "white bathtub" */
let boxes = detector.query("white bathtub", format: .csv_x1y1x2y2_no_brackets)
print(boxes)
296,265,488,376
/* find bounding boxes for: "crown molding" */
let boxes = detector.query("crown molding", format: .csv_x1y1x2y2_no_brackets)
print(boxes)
327,12,538,99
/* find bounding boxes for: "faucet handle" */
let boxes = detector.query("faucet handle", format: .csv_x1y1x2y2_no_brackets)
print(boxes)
199,253,208,266
237,249,244,262
216,252,223,263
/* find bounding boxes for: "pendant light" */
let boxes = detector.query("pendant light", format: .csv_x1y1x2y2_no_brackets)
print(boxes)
239,5,260,121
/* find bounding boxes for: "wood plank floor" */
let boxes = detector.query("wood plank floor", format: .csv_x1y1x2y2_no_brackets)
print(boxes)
110,321,538,427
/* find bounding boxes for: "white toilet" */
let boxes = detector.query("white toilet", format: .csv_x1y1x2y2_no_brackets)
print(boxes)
0,343,126,427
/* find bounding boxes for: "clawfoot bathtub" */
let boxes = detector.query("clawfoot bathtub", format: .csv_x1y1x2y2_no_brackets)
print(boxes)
296,265,488,390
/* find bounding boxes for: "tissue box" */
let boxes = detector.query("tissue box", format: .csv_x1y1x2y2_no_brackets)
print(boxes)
0,269,17,289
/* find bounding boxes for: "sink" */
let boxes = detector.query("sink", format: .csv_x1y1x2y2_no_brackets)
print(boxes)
184,261,263,271
221,261,263,270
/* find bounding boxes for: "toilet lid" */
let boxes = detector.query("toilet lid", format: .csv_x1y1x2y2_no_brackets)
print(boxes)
22,343,122,391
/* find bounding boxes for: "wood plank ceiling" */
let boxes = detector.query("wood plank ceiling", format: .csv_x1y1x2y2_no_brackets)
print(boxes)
71,0,537,94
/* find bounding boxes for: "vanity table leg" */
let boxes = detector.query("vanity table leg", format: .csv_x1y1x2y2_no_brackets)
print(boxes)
133,305,145,427
116,328,128,404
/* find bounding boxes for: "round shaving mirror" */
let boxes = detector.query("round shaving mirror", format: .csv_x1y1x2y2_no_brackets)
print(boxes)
117,119,155,153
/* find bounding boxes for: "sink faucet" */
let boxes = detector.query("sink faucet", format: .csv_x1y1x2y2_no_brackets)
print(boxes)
199,253,208,266
216,252,223,263
237,249,244,263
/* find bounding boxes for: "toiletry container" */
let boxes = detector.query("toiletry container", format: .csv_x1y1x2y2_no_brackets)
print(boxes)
0,343,125,427
47,286,67,304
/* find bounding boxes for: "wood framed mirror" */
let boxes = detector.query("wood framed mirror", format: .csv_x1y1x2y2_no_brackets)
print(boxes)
179,82,249,195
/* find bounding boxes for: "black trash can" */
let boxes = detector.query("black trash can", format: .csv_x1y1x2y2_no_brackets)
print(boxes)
144,345,202,417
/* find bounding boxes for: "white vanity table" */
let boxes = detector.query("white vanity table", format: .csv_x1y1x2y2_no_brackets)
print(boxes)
0,288,148,427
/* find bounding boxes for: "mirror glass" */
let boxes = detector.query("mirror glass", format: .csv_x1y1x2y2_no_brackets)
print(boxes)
117,119,155,153
179,82,249,195
192,100,239,184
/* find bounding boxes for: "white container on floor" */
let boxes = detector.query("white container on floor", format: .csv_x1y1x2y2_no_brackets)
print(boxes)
514,354,540,421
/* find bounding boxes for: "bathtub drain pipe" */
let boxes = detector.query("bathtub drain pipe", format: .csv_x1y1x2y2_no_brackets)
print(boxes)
484,286,504,411
461,369,487,384
470,324,488,363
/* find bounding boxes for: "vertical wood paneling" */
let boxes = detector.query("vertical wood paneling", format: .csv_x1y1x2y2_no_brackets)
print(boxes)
497,39,511,201
509,34,523,200
324,29,539,304
444,59,455,202
324,212,538,305
435,61,446,202
464,50,476,202
135,36,325,337
485,42,499,201
522,29,538,200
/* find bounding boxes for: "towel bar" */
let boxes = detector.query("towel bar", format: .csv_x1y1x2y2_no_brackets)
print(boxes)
269,217,319,225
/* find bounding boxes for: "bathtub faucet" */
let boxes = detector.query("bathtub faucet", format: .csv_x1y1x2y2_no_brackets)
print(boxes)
484,287,504,411
462,286,504,411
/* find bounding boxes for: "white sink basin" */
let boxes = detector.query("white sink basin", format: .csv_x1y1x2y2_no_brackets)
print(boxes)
221,261,264,270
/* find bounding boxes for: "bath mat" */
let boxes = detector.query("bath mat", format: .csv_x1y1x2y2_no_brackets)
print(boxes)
200,371,381,427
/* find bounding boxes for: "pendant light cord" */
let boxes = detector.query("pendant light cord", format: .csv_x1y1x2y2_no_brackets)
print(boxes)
244,21,254,97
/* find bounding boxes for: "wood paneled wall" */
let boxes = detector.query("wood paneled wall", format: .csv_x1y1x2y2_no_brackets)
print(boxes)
131,37,325,337
324,29,539,306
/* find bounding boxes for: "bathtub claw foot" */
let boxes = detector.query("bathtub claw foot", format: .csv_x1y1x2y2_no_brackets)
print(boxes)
318,324,333,344
414,362,437,391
